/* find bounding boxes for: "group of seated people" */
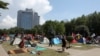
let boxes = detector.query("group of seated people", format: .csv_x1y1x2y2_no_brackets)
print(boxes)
0,34,10,43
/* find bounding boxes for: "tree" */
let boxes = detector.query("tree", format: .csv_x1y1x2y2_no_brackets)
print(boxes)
86,12,100,34
0,29,3,35
42,20,56,37
2,29,9,34
65,11,100,36
56,21,65,35
0,0,9,16
74,15,87,26
0,0,9,9
24,30,32,34
65,21,74,36
31,25,43,35
9,27,24,34
42,20,65,37
75,25,90,37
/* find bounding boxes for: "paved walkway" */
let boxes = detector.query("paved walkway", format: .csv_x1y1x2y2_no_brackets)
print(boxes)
0,44,9,56
37,44,100,56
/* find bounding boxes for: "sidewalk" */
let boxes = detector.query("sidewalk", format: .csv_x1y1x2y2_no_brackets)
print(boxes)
0,44,9,56
37,44,100,56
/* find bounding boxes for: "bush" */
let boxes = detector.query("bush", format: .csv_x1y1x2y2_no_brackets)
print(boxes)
66,36,73,43
66,36,73,48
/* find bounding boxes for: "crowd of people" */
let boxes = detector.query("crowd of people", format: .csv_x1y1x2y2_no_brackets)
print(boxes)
0,33,67,52
0,34,10,43
0,32,100,52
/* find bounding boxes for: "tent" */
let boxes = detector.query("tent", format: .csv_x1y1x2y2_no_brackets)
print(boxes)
53,37,61,44
42,37,49,44
72,39,77,43
78,37,83,43
12,38,21,45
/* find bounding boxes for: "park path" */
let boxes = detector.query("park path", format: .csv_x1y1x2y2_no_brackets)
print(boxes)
0,44,9,56
37,44,100,56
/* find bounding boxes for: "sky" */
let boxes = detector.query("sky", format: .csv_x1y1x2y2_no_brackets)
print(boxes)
0,0,100,29
45,0,100,21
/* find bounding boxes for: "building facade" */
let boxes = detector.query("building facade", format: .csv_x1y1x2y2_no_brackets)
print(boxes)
17,9,40,29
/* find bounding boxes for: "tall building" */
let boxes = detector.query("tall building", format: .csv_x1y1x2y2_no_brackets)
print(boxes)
17,9,40,29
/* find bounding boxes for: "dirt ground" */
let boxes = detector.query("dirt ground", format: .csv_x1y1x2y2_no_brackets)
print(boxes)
37,44,100,56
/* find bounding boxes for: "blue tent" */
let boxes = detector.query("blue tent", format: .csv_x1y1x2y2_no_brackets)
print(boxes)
78,38,83,43
53,37,61,44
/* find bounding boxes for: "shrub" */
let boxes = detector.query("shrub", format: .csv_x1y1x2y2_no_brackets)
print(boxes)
66,36,73,43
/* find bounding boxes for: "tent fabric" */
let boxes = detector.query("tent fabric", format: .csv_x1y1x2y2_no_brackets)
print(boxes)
72,39,77,43
78,38,83,43
12,38,21,45
42,37,49,44
53,38,61,44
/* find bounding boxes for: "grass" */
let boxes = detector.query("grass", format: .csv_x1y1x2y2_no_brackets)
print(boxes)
2,41,69,56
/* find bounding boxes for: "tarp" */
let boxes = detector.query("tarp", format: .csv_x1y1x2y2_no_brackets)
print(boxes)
31,46,46,54
53,37,61,44
35,46,46,51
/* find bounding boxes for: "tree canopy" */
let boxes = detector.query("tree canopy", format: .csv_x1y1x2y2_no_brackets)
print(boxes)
1,11,100,36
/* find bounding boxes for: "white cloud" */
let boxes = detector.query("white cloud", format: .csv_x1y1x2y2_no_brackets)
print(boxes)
0,0,52,29
40,16,46,25
18,0,52,16
0,15,16,29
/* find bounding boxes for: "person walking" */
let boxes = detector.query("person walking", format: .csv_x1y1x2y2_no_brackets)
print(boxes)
48,35,54,47
48,26,55,47
61,35,67,52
